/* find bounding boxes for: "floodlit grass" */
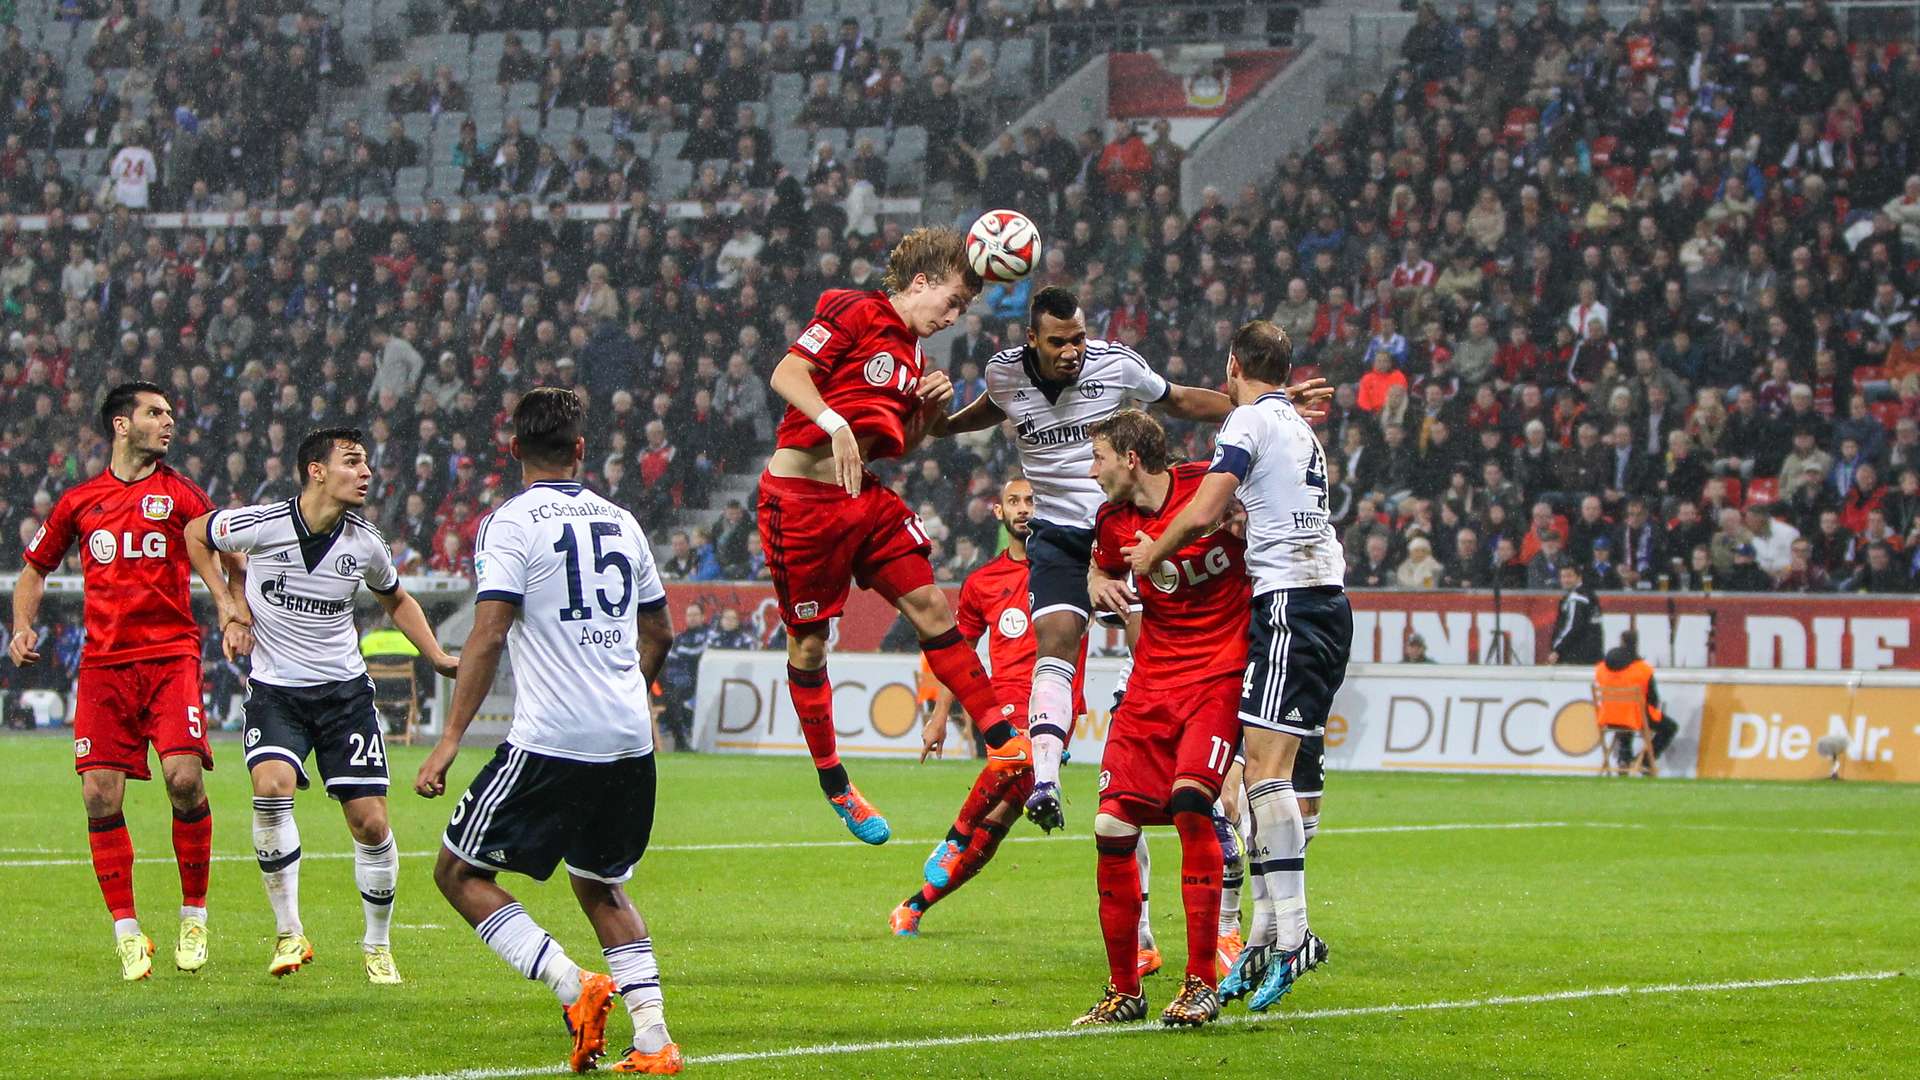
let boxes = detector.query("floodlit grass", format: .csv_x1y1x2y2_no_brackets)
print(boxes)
0,736,1913,1078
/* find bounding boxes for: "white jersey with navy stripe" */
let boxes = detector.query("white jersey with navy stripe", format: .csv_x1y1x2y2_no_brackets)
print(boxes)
985,340,1170,528
1209,392,1347,592
472,480,666,762
208,499,399,687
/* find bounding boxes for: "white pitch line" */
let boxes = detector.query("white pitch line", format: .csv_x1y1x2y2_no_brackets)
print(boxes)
370,969,1904,1080
0,818,1905,869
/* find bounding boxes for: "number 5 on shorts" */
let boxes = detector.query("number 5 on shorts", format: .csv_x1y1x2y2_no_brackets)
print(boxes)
187,705,203,739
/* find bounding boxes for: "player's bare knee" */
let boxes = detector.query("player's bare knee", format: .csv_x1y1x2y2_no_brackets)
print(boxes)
786,628,828,670
1031,610,1085,660
161,760,206,811
342,796,390,845
432,847,477,898
250,761,298,798
80,771,124,818
894,583,952,636
1093,811,1140,841
1242,729,1299,779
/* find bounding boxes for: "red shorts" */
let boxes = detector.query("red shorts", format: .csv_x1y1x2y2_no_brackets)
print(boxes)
758,470,934,627
73,656,212,780
1097,675,1239,825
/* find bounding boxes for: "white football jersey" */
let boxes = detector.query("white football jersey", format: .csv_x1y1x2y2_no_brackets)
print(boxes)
208,500,399,687
473,480,665,762
985,339,1170,528
1210,392,1347,593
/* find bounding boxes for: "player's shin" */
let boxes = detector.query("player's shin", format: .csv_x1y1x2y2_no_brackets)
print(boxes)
476,901,584,1005
785,664,848,794
87,812,138,930
920,627,1020,748
1134,833,1154,950
1171,789,1224,986
1027,656,1075,784
1095,814,1145,996
253,796,303,935
172,797,212,916
354,832,399,948
604,939,672,1053
1247,778,1308,951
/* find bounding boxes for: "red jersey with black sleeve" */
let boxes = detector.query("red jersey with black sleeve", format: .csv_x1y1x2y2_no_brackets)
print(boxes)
1092,462,1250,692
774,288,926,461
954,551,1088,717
23,463,213,668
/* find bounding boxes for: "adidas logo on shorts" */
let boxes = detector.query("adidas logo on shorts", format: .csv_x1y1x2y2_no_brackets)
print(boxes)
1286,708,1305,727
484,850,509,863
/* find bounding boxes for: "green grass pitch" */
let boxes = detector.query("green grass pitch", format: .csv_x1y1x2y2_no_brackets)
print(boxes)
0,735,1914,1079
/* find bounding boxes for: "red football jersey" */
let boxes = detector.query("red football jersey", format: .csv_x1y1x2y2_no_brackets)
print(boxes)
24,464,212,669
954,551,1088,716
775,289,926,461
1093,462,1250,692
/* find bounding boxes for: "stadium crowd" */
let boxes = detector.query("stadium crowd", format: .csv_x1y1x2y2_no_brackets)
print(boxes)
0,0,1914,631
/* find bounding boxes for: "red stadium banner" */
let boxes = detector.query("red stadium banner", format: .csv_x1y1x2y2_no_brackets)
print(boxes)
665,584,1916,672
1106,50,1295,119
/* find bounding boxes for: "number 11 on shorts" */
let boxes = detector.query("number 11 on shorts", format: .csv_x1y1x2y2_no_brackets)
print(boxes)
1207,735,1232,773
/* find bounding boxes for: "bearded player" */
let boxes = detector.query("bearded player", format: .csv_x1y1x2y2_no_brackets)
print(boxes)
889,478,1085,935
1074,410,1246,1028
760,227,1032,844
11,382,241,980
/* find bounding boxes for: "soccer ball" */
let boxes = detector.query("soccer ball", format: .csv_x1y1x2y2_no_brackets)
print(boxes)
966,209,1041,284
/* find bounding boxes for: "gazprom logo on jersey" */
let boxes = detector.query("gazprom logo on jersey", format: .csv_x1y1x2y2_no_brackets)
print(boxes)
88,528,166,563
1014,418,1094,448
260,576,351,615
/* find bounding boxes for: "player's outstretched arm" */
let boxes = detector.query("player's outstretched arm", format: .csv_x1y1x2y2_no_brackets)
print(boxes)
919,686,956,762
929,387,1006,439
375,585,460,678
415,599,513,798
1156,383,1233,422
8,563,46,667
1285,377,1336,420
771,351,866,497
1122,471,1239,576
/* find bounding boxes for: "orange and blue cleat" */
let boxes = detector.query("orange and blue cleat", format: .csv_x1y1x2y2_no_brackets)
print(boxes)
828,786,891,844
923,838,965,888
609,1043,685,1074
888,902,922,937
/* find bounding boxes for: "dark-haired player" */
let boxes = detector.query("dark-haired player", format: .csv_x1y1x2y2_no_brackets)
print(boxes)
933,287,1322,832
185,428,459,983
1075,409,1246,1028
760,226,1032,845
416,388,685,1074
889,477,1086,935
1126,321,1348,1013
11,382,235,980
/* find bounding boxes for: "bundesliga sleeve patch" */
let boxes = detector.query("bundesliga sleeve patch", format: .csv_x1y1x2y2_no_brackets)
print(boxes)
797,323,832,355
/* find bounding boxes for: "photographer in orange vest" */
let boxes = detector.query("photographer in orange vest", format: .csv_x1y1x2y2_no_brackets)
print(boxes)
1592,630,1678,772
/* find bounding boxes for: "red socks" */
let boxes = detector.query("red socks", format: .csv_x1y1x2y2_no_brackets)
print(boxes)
912,814,1016,912
786,664,840,771
1173,809,1224,986
87,812,137,921
919,629,1011,739
171,800,212,909
952,763,1018,836
1096,837,1144,996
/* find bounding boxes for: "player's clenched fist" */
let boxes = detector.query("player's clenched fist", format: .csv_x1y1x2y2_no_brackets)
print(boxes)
8,627,39,666
1088,575,1137,618
414,741,458,798
917,369,954,410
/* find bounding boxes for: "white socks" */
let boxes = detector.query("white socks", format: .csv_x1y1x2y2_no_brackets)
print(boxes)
1028,656,1075,786
605,939,671,1053
476,902,582,1004
1302,813,1319,848
1247,873,1276,947
1134,832,1154,948
1247,778,1308,951
355,832,399,948
114,917,141,939
253,795,303,935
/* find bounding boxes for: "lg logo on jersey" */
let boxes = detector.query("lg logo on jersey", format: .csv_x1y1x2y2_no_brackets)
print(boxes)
88,528,167,563
1147,546,1232,594
997,608,1029,638
862,352,919,394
